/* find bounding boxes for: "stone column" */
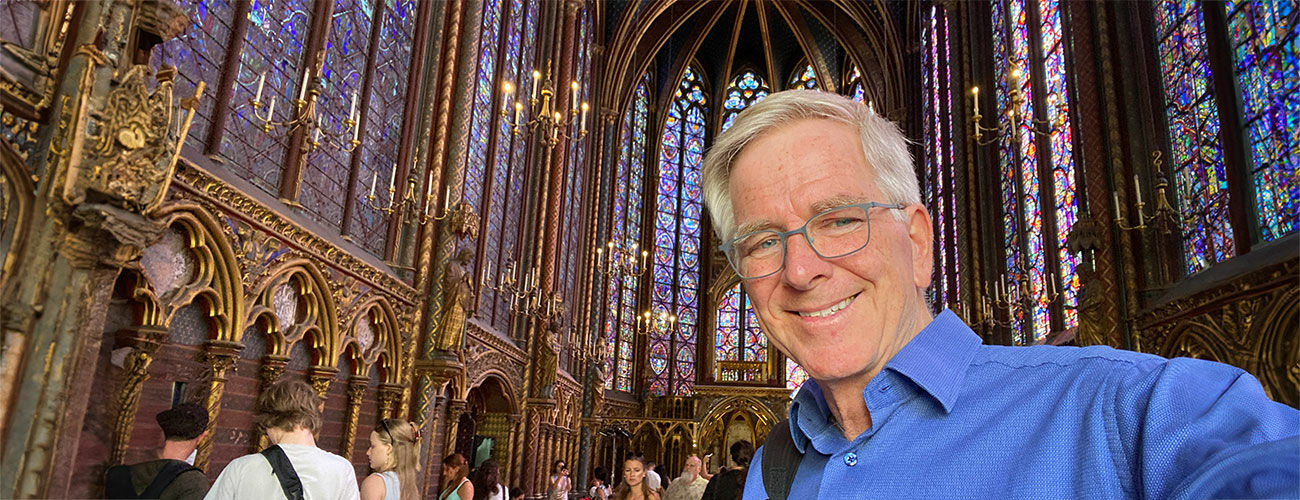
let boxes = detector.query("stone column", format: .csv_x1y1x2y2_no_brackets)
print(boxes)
379,384,405,420
524,407,543,495
307,365,339,442
506,413,523,487
309,366,338,400
253,355,290,451
341,377,368,458
106,326,169,466
539,0,583,291
195,340,242,470
443,399,468,457
0,0,188,493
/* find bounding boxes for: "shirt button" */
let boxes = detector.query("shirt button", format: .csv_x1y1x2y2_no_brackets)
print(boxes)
844,452,858,467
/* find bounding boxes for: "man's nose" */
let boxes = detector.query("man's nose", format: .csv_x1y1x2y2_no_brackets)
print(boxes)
780,231,830,288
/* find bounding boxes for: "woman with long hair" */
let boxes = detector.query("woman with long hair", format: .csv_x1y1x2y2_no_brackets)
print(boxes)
611,457,659,500
361,418,421,500
471,458,508,500
440,453,474,500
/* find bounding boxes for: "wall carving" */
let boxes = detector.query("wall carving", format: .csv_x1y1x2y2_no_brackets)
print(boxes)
465,346,525,404
1137,256,1299,407
171,162,418,305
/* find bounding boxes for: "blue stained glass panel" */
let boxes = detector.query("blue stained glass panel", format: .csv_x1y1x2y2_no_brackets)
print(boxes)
352,0,414,256
154,0,235,153
1225,0,1298,241
608,75,649,392
714,71,771,379
303,0,373,230
722,71,771,133
224,0,312,194
652,66,706,395
1154,0,1235,274
789,64,818,90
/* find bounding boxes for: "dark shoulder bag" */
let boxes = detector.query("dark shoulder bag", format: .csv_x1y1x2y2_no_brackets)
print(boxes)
761,418,804,500
260,445,305,500
104,460,201,499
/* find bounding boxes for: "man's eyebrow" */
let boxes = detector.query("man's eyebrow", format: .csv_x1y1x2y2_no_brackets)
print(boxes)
810,195,867,214
734,219,777,237
732,195,868,237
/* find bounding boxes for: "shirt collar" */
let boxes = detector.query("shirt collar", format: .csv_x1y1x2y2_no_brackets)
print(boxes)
884,309,981,414
787,309,982,451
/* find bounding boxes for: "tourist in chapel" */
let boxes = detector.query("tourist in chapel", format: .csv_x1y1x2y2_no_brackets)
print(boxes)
103,402,210,500
699,441,750,500
611,456,660,500
438,453,473,500
696,89,1300,499
588,471,611,500
641,459,662,494
662,455,708,500
547,459,572,500
205,380,359,500
470,458,508,500
360,418,420,500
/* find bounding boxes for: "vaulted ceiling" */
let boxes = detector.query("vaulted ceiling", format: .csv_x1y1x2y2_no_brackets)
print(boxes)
596,0,914,121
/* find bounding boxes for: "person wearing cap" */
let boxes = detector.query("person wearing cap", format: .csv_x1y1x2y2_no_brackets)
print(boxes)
103,402,210,499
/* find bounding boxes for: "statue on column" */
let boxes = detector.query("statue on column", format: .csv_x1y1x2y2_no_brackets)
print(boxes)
435,202,480,352
534,305,564,399
1066,218,1106,347
435,247,476,351
589,360,607,416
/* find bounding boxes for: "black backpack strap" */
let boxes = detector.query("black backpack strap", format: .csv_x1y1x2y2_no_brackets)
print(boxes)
260,445,305,500
104,464,138,499
139,460,201,499
761,418,803,500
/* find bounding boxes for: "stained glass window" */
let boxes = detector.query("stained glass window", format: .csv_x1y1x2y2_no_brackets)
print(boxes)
351,0,414,256
715,71,770,384
721,71,770,132
1224,0,1298,242
480,0,538,331
146,0,423,259
991,0,1080,344
558,7,594,370
1153,0,1235,274
606,75,650,392
153,0,236,153
846,65,868,104
651,66,706,396
223,0,312,193
789,64,818,90
461,0,505,266
301,0,374,232
923,6,962,313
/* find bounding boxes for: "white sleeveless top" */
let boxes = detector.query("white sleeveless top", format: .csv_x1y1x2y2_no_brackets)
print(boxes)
378,471,400,500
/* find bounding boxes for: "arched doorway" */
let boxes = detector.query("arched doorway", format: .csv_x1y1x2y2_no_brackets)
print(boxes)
463,375,516,470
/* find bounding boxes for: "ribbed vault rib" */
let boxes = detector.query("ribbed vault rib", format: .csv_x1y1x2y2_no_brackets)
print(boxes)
770,0,835,92
753,0,778,93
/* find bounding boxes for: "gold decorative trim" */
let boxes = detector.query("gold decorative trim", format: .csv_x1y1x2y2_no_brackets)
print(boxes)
341,378,367,457
467,320,526,363
171,162,418,305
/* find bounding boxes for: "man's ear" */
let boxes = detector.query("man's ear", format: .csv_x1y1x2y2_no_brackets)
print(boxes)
906,205,935,289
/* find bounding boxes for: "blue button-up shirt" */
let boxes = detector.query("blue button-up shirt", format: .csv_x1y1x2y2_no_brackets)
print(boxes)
744,310,1299,499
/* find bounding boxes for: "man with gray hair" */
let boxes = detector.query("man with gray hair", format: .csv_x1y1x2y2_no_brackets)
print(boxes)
700,89,1298,499
663,455,709,500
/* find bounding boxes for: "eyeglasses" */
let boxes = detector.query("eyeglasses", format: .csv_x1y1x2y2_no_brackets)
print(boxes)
720,202,906,280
